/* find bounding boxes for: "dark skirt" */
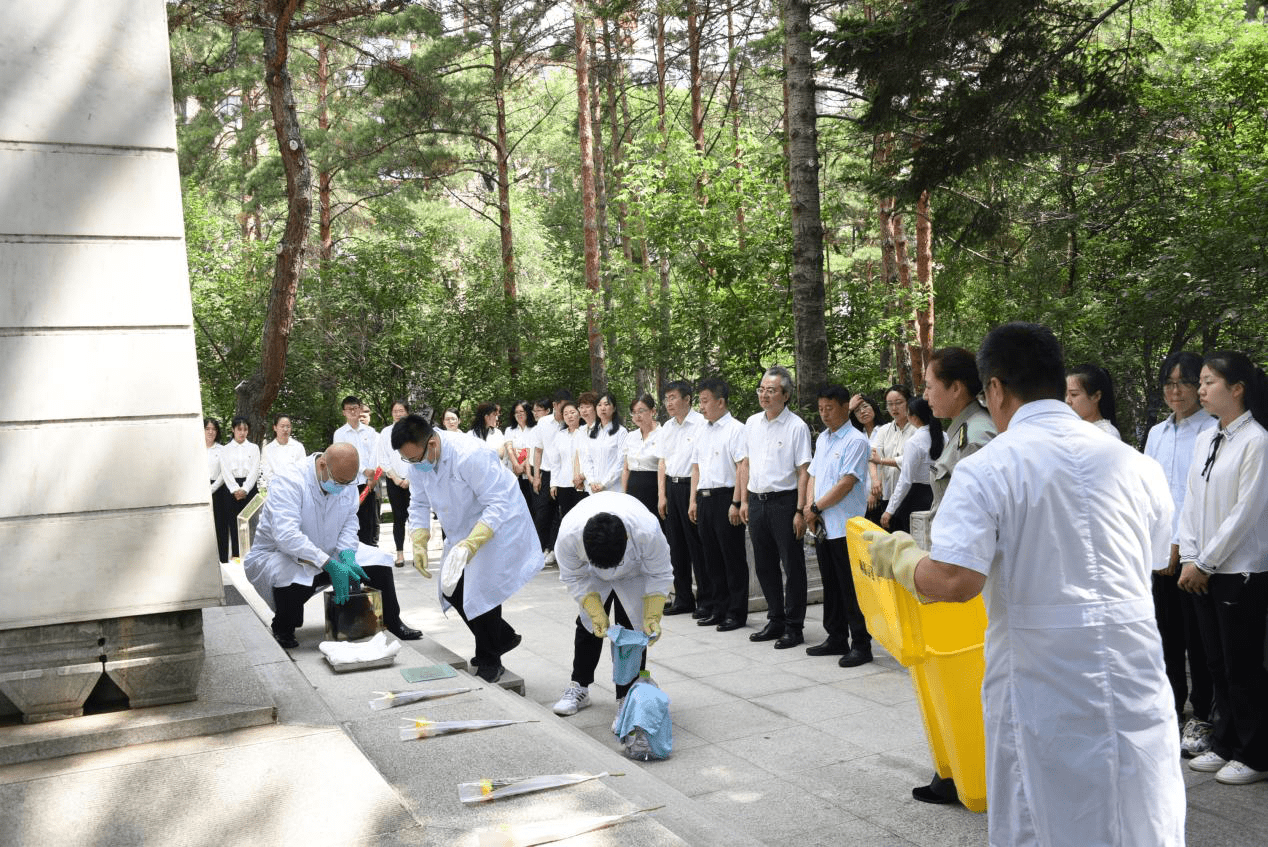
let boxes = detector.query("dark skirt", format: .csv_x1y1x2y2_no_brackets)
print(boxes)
626,469,659,516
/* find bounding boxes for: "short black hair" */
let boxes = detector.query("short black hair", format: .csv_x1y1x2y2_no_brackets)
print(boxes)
341,395,362,408
817,383,850,405
273,413,291,425
908,396,944,460
928,348,983,397
663,380,693,401
631,393,656,413
1160,351,1203,390
696,376,729,403
582,512,628,568
976,323,1066,404
391,413,435,450
885,384,913,401
552,388,574,403
534,397,552,413
204,417,221,441
230,415,249,430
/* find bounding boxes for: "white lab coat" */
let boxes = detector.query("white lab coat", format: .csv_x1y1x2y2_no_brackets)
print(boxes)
243,454,392,610
556,492,674,631
929,400,1183,847
407,431,542,619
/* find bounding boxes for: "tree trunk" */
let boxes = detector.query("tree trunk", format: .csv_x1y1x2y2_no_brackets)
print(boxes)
574,6,607,392
491,6,521,386
728,2,745,244
602,18,632,265
235,0,311,438
913,190,935,385
687,1,705,156
783,0,828,402
587,27,615,373
893,210,915,391
654,8,671,396
317,40,333,265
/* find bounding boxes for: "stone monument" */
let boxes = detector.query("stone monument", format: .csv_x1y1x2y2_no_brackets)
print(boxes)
0,1,223,722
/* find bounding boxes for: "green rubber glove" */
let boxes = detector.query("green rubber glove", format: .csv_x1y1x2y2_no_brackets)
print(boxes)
324,550,369,605
862,530,930,603
580,592,609,638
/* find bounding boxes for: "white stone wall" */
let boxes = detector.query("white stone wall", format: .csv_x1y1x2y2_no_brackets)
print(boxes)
0,1,222,628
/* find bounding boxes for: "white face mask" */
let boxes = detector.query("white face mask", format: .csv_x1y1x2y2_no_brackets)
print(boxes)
592,563,624,581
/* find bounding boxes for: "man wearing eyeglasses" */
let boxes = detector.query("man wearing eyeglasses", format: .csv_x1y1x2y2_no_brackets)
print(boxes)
393,413,543,683
243,442,422,648
739,366,812,649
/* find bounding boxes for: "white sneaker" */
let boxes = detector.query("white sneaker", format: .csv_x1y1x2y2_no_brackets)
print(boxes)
1215,760,1268,785
552,681,590,716
612,696,626,735
1189,751,1229,773
1181,718,1213,757
543,549,557,567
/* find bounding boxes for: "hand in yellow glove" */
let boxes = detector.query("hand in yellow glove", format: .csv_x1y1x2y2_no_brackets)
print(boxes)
410,527,432,579
642,593,666,643
580,592,609,638
862,530,930,603
442,521,494,594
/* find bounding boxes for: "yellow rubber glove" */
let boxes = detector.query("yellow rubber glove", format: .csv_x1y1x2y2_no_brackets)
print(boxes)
580,592,609,638
862,530,930,603
410,527,432,578
642,593,667,643
456,521,494,557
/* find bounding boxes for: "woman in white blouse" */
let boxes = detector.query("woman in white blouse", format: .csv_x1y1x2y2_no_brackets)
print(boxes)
881,396,942,533
260,414,305,491
549,401,587,518
579,391,625,494
504,401,537,512
621,393,661,515
848,394,885,519
379,401,412,566
205,417,230,563
470,402,506,456
870,386,914,523
1066,363,1121,440
219,416,261,560
1177,351,1268,785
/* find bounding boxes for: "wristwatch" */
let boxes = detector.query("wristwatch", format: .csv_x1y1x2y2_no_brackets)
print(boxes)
730,501,741,508
810,503,821,515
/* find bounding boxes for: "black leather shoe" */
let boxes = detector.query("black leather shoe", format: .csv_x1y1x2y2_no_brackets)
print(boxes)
838,647,874,667
716,617,745,632
774,631,804,649
387,622,423,641
664,602,694,616
749,622,785,642
476,662,505,684
497,632,522,657
271,628,299,649
691,607,712,620
698,614,725,627
805,639,848,657
912,775,959,805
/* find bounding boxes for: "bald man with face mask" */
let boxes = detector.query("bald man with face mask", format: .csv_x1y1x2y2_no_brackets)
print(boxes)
244,442,422,648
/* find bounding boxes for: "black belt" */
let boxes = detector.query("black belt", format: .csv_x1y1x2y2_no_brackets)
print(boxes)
629,469,657,475
749,489,796,501
698,486,731,497
667,475,691,485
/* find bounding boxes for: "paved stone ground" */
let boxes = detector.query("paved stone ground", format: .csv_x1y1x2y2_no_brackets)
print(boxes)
388,525,1268,847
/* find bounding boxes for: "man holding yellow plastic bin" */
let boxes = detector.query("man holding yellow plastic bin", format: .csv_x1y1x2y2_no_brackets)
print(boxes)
551,491,673,723
866,322,1184,847
394,413,542,684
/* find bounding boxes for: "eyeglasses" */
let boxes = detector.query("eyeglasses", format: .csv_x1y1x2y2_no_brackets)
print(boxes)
755,387,781,396
1163,380,1196,391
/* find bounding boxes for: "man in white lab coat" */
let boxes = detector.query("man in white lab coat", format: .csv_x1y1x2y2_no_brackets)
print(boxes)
549,491,673,719
243,443,422,648
867,322,1184,847
393,413,542,683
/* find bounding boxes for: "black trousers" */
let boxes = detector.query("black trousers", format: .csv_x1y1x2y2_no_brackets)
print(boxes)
518,476,534,516
572,593,645,698
1153,565,1212,720
865,498,888,526
889,482,932,533
271,564,405,636
815,535,870,649
748,490,806,630
626,470,659,515
384,478,411,553
356,483,380,546
445,573,518,668
532,470,559,550
664,478,708,611
697,489,748,620
556,485,587,520
1192,572,1268,771
224,477,258,559
212,483,232,562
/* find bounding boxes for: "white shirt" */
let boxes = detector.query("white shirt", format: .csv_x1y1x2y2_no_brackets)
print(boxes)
1093,418,1122,440
376,427,408,481
261,438,306,489
872,420,915,499
1143,410,1218,549
578,424,626,491
333,422,378,485
547,427,586,487
1177,411,1268,575
692,411,747,489
929,399,1182,847
207,444,224,492
623,425,662,472
743,407,812,493
219,439,261,493
887,425,932,514
655,410,706,479
557,492,674,632
505,425,536,476
473,427,506,456
406,431,542,619
535,417,564,473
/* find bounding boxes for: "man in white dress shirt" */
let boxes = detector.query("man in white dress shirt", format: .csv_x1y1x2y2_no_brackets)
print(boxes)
333,395,380,547
244,442,421,648
688,377,750,632
740,366,812,649
531,390,571,562
655,381,711,617
867,322,1184,847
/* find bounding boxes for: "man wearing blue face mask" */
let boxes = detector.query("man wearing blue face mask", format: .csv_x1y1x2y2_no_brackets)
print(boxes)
550,491,673,723
394,413,542,683
243,442,422,648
